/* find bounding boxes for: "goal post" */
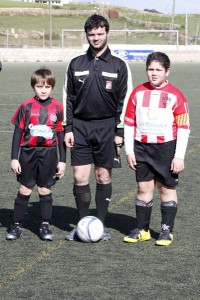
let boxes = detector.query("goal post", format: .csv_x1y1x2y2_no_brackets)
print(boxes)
62,29,179,49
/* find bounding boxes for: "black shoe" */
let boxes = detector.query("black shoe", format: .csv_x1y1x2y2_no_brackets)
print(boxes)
6,223,23,240
65,227,111,242
101,228,111,241
39,222,53,241
65,228,78,241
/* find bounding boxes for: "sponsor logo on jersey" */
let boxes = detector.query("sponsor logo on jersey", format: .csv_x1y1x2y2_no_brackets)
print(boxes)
29,124,53,139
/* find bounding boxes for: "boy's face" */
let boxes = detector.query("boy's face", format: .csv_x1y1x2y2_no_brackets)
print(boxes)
86,26,108,55
147,60,170,87
33,81,52,100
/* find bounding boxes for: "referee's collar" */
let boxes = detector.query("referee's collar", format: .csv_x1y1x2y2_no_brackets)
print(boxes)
87,46,110,62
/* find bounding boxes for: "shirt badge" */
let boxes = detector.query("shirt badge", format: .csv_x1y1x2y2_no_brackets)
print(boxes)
162,97,171,107
106,81,112,90
50,113,57,123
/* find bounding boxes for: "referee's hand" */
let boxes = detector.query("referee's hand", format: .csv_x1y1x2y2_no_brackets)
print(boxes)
64,132,74,148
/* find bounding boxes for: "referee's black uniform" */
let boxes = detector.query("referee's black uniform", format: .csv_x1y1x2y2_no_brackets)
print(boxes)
64,47,132,139
63,14,133,241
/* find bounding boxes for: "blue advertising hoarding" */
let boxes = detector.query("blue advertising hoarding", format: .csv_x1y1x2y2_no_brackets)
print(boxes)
114,49,154,61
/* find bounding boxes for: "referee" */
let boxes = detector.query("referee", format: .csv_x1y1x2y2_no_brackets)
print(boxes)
63,14,133,241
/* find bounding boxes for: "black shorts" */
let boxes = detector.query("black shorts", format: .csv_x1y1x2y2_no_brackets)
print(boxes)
134,140,178,187
17,147,58,188
71,118,121,169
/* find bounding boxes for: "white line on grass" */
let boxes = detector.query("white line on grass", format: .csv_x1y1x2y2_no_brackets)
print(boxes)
0,190,135,288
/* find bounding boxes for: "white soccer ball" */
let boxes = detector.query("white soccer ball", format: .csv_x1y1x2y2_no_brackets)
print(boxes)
76,216,104,243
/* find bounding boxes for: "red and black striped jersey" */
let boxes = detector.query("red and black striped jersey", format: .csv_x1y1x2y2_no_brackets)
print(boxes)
11,97,64,147
124,81,190,144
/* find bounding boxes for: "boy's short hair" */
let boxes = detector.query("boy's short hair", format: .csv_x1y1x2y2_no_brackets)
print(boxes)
146,52,170,71
84,14,109,33
31,68,55,88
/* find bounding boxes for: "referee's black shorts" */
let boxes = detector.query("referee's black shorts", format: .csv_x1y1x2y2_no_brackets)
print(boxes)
71,117,121,169
17,146,58,188
134,140,178,187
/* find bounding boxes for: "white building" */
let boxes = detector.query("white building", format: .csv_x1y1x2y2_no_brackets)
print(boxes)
19,1,72,4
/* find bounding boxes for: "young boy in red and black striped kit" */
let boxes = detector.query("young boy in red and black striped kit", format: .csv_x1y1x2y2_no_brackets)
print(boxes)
6,68,66,241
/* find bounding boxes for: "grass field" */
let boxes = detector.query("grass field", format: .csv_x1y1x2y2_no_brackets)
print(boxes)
0,61,199,300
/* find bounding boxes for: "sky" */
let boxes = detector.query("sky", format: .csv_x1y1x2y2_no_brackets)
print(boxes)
75,0,200,14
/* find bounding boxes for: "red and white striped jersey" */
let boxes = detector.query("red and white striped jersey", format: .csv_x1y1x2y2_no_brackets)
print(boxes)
124,81,190,144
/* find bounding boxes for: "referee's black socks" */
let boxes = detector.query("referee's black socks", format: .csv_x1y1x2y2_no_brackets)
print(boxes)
95,183,112,224
73,184,91,219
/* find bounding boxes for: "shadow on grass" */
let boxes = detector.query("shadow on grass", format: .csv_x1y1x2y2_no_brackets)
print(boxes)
0,202,159,240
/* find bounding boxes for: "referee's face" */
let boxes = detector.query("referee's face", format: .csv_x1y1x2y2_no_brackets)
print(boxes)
86,26,108,56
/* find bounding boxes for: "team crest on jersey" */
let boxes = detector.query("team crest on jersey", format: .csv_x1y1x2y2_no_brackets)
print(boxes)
162,97,171,107
50,113,57,123
106,81,112,90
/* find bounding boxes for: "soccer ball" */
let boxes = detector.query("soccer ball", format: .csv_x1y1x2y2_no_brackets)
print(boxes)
76,216,104,243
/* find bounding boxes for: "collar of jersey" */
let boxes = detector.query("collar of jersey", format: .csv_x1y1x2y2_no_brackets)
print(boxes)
87,46,110,62
35,96,52,106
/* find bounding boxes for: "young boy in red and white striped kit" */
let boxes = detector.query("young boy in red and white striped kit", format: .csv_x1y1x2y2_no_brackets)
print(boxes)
123,52,190,246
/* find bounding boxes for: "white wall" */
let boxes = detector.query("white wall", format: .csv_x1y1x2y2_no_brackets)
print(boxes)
1,46,200,62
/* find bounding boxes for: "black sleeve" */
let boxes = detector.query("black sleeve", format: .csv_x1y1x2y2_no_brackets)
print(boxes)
66,62,75,133
57,131,67,163
11,126,23,160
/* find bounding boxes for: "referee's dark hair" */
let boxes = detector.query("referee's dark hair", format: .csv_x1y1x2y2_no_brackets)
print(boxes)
84,14,109,33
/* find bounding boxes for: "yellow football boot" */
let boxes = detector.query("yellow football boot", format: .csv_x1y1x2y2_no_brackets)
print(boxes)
155,230,173,246
123,228,151,243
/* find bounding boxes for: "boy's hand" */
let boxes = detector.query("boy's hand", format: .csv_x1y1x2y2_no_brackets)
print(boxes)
11,159,21,174
56,162,66,179
127,153,137,170
171,158,184,174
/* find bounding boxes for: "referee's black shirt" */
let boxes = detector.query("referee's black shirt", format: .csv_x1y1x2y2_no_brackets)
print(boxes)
65,47,131,136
